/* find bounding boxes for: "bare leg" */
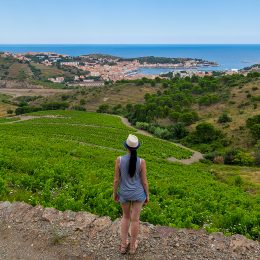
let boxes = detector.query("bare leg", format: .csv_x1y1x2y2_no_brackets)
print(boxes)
130,201,143,252
120,202,131,246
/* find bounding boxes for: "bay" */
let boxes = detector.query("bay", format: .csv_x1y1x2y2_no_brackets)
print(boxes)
1,44,260,71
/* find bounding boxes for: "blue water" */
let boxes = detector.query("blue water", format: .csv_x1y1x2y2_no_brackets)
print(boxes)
1,44,260,71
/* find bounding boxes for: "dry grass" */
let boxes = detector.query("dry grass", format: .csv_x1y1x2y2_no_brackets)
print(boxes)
0,88,73,98
8,63,32,79
0,103,16,117
190,79,260,148
32,63,69,78
85,83,160,111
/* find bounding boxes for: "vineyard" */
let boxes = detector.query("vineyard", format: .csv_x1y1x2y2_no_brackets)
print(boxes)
0,110,259,240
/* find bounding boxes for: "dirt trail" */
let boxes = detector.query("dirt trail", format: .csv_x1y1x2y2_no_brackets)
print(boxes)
0,201,259,260
120,117,204,164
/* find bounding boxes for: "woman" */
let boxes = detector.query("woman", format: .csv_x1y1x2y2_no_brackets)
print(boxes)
113,134,149,255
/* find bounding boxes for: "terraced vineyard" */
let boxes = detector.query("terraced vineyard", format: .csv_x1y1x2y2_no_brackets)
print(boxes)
0,110,259,240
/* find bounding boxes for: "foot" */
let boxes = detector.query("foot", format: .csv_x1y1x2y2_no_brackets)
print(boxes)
129,240,138,255
120,240,129,254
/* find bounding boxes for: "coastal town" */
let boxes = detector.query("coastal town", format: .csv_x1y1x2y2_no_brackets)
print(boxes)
1,51,259,87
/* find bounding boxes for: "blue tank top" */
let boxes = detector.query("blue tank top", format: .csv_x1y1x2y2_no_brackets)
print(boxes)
118,154,145,202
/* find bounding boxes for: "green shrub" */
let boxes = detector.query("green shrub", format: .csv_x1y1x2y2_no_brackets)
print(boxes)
246,115,260,141
97,104,110,113
42,102,69,110
218,113,232,124
195,122,224,143
224,148,254,166
15,106,42,115
154,127,171,140
170,123,188,139
135,122,150,130
251,124,260,140
71,106,86,111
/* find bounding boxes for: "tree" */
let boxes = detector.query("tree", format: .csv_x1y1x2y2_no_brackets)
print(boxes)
170,123,188,139
195,122,223,143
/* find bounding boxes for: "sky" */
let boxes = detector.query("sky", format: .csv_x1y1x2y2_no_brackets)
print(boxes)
0,0,260,44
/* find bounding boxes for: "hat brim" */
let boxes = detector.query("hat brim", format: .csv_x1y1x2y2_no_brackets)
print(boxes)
123,141,140,150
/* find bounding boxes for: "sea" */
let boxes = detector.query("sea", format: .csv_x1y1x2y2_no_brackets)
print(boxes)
1,44,260,74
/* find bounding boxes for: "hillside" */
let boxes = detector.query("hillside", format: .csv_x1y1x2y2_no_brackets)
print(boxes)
0,55,78,89
0,110,259,241
0,201,259,259
21,74,260,162
191,78,260,148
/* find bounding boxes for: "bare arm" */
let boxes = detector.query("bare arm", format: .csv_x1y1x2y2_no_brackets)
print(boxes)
113,157,120,202
140,159,149,202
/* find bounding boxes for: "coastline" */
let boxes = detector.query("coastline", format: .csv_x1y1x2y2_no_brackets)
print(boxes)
1,44,260,70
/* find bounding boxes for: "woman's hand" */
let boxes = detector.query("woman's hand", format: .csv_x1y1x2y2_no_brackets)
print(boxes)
113,192,119,203
144,195,149,205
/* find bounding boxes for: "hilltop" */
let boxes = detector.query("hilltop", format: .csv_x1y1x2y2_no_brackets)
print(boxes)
0,201,259,259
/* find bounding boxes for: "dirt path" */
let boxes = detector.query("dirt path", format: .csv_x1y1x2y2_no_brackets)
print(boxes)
0,201,259,260
120,116,204,164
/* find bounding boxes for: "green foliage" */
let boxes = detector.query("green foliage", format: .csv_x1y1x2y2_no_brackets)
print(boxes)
181,122,227,153
28,64,42,79
218,113,232,124
224,148,254,166
198,94,220,106
170,123,188,139
233,151,254,166
153,127,171,139
246,115,260,141
194,122,224,143
97,104,110,113
254,141,260,166
246,114,260,128
80,99,86,105
179,111,199,126
0,110,259,240
135,122,150,130
250,124,260,141
15,106,42,115
71,105,86,111
0,176,8,195
42,102,69,110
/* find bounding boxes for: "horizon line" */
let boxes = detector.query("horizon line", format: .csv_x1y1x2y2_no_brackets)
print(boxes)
1,43,260,45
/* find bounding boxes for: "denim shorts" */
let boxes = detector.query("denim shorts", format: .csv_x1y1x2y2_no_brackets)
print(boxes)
118,191,146,204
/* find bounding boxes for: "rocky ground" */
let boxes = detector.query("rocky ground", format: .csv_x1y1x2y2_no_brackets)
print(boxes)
0,201,259,260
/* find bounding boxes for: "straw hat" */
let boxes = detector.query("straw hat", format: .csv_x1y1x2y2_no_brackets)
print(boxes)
124,134,140,150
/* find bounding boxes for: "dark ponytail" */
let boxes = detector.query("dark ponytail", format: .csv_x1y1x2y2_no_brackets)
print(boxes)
128,149,137,177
